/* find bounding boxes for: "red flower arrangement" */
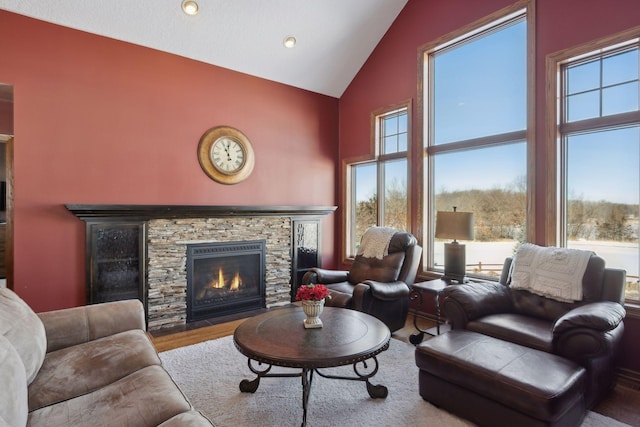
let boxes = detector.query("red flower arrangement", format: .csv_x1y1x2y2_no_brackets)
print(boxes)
295,284,331,301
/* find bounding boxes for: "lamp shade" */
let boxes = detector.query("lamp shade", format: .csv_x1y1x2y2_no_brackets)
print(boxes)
435,211,474,241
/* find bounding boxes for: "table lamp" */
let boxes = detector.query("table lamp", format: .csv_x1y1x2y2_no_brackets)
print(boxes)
435,207,474,283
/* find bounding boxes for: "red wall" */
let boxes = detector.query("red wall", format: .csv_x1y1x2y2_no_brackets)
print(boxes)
340,0,640,373
0,100,12,134
0,11,338,311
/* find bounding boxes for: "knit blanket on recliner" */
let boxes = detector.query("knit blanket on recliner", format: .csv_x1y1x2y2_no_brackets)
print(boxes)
357,227,396,260
509,243,593,302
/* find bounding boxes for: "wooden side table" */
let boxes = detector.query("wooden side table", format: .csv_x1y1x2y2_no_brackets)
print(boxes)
409,279,449,344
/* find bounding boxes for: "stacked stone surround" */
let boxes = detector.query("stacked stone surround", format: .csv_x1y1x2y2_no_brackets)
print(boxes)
146,217,292,330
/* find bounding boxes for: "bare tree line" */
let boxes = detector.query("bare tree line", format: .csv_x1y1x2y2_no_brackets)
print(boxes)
567,199,637,242
437,190,637,242
356,181,637,243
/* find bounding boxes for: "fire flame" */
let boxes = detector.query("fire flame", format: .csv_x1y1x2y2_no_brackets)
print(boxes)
216,268,224,288
230,272,241,290
206,267,241,290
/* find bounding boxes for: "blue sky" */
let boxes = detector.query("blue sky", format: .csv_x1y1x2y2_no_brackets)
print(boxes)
357,17,639,207
567,127,639,205
564,49,639,205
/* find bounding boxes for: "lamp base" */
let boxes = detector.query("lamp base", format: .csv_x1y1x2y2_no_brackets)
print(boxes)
443,242,468,283
441,275,469,284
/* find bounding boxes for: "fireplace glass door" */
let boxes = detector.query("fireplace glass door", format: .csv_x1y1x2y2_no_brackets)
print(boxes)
186,240,266,322
87,221,146,307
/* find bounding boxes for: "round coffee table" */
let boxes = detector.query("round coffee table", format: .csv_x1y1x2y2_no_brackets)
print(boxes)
233,306,391,427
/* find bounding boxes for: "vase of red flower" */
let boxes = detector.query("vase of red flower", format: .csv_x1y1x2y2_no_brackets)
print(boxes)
295,284,330,329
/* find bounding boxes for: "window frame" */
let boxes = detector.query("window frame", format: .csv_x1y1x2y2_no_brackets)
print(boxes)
546,25,640,303
417,0,535,277
342,100,412,261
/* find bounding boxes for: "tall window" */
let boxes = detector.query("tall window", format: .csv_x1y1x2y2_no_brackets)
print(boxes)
346,105,410,257
422,6,530,279
553,36,640,300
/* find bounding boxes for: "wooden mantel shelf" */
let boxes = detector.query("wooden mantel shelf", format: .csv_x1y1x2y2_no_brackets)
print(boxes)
65,204,337,220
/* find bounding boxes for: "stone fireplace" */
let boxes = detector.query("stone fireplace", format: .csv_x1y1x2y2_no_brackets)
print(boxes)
66,205,336,332
146,216,292,330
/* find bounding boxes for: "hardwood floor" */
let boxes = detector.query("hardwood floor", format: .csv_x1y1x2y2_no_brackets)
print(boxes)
150,311,640,427
149,306,271,352
150,318,245,352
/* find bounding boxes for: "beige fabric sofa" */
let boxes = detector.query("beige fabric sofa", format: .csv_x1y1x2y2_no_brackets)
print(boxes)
0,288,213,426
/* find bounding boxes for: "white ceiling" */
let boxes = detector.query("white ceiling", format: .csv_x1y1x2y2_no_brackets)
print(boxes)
0,0,408,98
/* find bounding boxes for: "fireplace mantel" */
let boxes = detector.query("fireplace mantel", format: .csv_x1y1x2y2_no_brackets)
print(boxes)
66,204,337,220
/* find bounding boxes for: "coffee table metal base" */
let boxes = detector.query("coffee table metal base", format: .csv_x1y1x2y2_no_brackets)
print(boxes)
234,307,391,427
239,347,389,427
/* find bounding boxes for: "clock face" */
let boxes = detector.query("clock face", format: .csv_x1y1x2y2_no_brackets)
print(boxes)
211,137,245,173
197,126,255,184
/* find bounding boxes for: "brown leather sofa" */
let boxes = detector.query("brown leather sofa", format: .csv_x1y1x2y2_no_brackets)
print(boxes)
302,230,422,332
441,255,626,409
0,288,213,426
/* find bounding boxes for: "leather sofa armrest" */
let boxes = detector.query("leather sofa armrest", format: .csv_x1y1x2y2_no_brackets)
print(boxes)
38,299,146,353
302,268,349,285
363,280,410,301
442,281,512,329
553,302,626,366
553,301,626,336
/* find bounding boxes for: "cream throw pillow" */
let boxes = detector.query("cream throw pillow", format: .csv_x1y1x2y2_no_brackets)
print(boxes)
0,289,47,385
0,334,28,426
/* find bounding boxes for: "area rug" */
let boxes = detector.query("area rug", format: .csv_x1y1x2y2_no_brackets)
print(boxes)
160,336,630,427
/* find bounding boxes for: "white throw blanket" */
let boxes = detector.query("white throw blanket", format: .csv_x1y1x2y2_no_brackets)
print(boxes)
510,243,593,302
357,226,396,259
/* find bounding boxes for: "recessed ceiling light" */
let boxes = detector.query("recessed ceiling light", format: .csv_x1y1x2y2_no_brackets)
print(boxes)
182,0,199,16
283,36,297,49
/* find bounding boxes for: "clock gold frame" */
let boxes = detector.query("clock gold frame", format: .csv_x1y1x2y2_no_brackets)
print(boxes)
197,126,255,185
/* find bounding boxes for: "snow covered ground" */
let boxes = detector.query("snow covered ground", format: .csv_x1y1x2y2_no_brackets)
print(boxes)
434,240,638,278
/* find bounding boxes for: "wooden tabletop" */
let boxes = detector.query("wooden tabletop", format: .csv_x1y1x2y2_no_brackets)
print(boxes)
412,279,448,294
233,306,391,369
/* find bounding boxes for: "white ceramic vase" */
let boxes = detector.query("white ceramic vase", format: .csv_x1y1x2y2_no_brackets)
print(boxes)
302,299,325,328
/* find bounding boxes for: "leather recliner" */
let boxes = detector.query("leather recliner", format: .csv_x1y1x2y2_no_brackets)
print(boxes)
442,255,626,408
302,230,422,332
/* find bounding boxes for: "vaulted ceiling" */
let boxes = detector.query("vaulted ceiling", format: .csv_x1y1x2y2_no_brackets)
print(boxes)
0,0,408,97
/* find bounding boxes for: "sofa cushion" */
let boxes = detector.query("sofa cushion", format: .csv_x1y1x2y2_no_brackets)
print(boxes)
581,255,606,301
0,289,46,385
348,232,413,285
349,252,405,285
27,365,193,427
28,329,161,411
38,299,146,352
0,335,28,427
468,313,553,352
509,255,607,321
325,281,355,308
510,289,573,321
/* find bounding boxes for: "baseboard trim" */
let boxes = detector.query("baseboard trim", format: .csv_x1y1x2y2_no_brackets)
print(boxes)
618,368,640,390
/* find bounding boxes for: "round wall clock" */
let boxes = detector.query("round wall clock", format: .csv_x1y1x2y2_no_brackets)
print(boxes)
197,126,255,184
